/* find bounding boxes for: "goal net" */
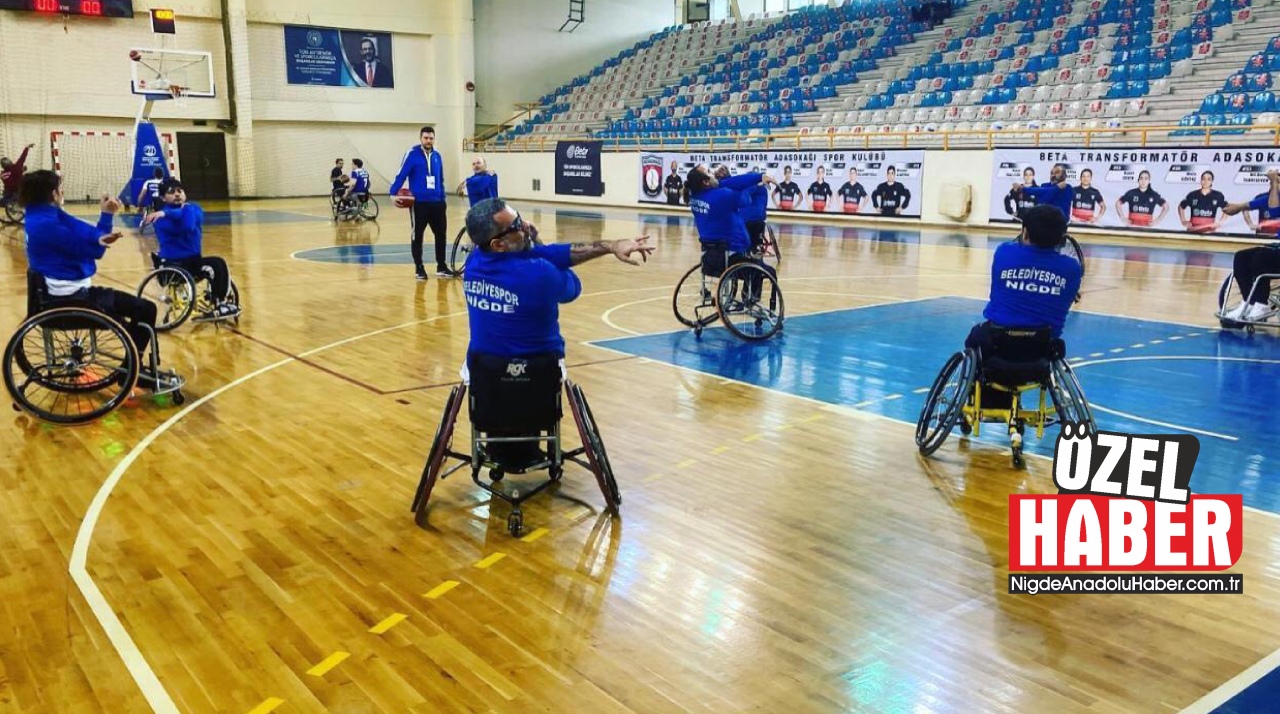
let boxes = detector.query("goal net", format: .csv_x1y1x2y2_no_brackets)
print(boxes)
50,130,176,204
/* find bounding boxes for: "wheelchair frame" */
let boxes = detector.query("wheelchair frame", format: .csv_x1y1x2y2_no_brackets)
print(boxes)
1217,270,1280,332
672,248,785,341
5,304,186,424
411,379,620,537
136,254,241,331
448,227,471,275
333,192,379,222
916,342,1095,468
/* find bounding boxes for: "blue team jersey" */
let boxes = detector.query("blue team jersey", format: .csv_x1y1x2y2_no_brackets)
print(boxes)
465,173,499,206
689,173,762,254
23,204,111,282
1021,182,1074,219
389,145,446,202
739,183,769,222
1249,191,1280,219
983,240,1082,338
351,168,370,193
463,243,581,358
152,203,206,260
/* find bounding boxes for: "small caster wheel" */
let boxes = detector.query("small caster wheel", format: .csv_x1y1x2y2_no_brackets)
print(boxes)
508,511,523,537
1012,449,1025,469
1247,324,1257,335
959,418,972,436
694,325,703,338
11,403,19,413
490,469,504,482
171,391,186,406
549,465,563,481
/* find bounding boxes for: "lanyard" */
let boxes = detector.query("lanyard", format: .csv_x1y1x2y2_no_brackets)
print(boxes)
421,147,434,179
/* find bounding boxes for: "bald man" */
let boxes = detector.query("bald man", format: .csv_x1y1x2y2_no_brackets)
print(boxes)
458,157,499,207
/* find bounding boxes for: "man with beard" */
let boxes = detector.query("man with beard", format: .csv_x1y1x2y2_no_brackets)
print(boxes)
1011,163,1073,220
1116,169,1169,228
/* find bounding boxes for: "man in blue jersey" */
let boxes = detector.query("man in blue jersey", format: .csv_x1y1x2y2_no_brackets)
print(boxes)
1009,163,1073,219
457,157,499,206
1221,169,1280,323
724,164,769,254
460,197,651,463
966,205,1082,408
390,125,450,280
345,158,371,201
141,178,240,321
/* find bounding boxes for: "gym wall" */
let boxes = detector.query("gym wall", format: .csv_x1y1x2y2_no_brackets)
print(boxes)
0,0,473,198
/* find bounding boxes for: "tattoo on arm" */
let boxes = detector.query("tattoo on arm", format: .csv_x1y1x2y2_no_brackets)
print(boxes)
569,240,611,265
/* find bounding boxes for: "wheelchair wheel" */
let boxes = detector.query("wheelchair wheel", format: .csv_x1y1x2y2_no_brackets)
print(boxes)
359,196,379,221
1050,359,1097,434
566,381,621,510
1060,234,1085,278
3,201,24,225
4,307,140,425
717,263,784,340
449,228,472,275
411,385,466,517
673,263,718,329
916,350,977,456
757,223,781,268
137,267,196,331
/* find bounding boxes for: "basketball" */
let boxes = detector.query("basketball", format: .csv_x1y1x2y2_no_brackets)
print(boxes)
1260,219,1280,236
394,187,414,208
129,49,141,61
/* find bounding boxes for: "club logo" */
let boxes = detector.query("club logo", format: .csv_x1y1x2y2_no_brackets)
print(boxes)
307,30,323,47
143,145,158,158
506,361,528,378
641,154,663,198
565,144,590,160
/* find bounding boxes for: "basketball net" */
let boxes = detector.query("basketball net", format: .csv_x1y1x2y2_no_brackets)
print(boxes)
168,83,189,108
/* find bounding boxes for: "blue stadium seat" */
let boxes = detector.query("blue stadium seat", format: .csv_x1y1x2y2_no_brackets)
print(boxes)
1111,65,1129,82
1251,91,1275,113
1129,64,1149,82
1150,60,1171,79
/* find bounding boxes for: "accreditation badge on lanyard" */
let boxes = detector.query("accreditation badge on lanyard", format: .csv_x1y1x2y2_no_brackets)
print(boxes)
422,147,437,191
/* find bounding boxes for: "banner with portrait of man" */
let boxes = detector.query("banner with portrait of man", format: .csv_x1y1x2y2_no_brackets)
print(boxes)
284,25,395,88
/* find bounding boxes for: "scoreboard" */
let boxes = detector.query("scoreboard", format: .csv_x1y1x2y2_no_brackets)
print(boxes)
0,0,133,17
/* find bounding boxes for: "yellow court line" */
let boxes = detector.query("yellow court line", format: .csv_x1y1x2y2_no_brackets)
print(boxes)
306,651,350,677
424,580,460,599
709,445,731,454
368,613,408,634
800,414,825,423
741,433,763,442
474,552,507,569
245,697,284,714
676,458,698,469
521,527,550,543
641,473,667,483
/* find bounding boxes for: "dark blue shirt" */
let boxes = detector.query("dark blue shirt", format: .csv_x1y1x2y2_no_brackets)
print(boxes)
464,243,580,358
1249,191,1280,219
153,203,205,260
465,173,500,206
24,204,111,282
984,240,1082,338
739,183,769,222
1021,181,1074,219
389,145,446,202
690,173,762,254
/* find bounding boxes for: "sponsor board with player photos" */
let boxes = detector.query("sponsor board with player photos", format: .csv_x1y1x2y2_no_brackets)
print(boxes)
990,147,1280,238
639,150,926,218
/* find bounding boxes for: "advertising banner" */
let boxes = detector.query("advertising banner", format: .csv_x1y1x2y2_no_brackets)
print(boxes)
639,149,926,219
989,147,1280,237
556,141,604,196
285,25,394,88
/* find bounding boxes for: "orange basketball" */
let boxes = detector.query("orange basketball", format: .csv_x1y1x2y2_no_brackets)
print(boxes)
394,187,414,208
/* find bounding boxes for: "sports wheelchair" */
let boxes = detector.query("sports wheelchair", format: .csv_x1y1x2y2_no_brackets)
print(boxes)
0,196,22,226
754,222,781,268
136,253,241,331
916,325,1096,468
411,353,621,537
672,243,785,341
448,227,471,275
4,271,185,424
333,192,379,222
1217,270,1280,333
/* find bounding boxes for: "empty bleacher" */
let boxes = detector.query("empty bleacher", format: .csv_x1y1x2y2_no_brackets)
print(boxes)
482,0,1280,149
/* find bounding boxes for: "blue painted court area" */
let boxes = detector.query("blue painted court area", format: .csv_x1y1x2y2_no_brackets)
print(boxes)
294,244,412,264
592,296,1280,514
69,209,327,226
1214,666,1280,714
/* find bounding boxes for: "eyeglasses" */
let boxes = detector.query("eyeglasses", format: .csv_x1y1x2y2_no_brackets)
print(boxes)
491,213,528,244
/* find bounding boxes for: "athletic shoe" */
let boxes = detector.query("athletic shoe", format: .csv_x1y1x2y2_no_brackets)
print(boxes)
436,268,459,278
416,269,428,281
1244,302,1272,322
1223,302,1248,321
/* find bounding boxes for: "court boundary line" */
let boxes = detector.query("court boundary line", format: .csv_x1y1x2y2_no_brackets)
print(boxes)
588,298,1280,714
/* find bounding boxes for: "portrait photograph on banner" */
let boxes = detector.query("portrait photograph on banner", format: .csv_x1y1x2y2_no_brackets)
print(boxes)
638,150,926,219
989,147,1280,239
284,25,395,88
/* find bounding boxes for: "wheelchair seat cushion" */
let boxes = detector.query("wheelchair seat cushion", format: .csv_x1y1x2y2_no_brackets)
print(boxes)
982,356,1052,387
700,241,729,277
467,352,563,434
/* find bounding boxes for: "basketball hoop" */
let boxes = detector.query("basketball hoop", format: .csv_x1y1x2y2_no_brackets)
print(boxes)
168,83,189,107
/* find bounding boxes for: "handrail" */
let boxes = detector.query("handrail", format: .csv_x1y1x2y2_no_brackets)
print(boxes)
471,103,548,144
465,124,1280,153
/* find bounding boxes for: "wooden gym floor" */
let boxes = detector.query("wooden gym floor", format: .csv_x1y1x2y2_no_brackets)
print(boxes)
0,198,1277,713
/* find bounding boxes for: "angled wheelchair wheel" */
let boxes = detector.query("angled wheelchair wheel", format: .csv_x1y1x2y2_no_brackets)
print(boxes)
916,350,977,456
673,263,718,329
4,308,140,425
449,228,472,275
566,381,621,510
758,223,781,268
717,263,784,340
137,267,196,331
359,196,379,221
1060,234,1085,279
411,385,467,518
2,201,23,225
1050,359,1097,434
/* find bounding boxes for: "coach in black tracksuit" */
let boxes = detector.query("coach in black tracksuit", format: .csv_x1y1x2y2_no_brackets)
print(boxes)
872,166,911,216
390,125,450,279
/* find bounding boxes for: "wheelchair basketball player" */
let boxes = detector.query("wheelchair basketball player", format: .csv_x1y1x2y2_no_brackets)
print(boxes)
965,205,1083,408
1221,169,1280,323
685,164,776,284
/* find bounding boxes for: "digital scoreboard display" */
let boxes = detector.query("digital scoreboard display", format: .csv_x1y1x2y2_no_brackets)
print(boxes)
0,0,133,18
